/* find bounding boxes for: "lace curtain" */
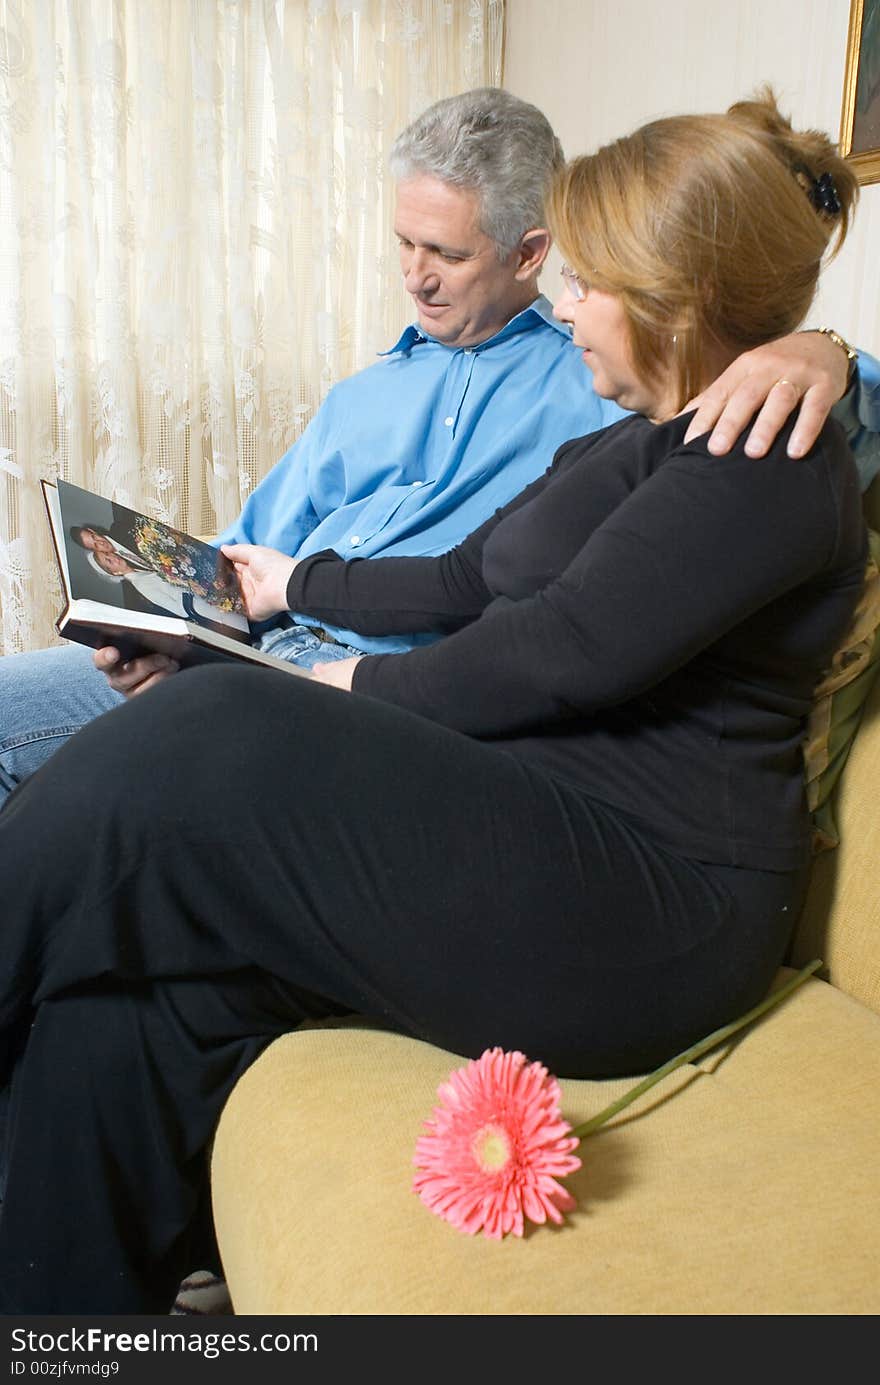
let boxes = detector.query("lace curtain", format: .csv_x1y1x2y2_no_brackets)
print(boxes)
0,0,504,653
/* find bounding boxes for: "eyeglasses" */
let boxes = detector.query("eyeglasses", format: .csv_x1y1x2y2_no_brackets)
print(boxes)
560,263,588,301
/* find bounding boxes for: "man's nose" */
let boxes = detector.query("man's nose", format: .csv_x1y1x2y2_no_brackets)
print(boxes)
404,250,440,296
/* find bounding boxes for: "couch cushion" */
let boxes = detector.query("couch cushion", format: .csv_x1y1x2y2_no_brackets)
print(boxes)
791,670,880,1014
212,971,880,1315
804,528,880,851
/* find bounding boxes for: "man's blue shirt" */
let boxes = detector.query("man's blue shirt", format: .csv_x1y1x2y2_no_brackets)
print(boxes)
220,296,626,653
219,294,880,654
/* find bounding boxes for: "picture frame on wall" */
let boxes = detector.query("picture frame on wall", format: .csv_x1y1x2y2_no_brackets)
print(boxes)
840,0,880,184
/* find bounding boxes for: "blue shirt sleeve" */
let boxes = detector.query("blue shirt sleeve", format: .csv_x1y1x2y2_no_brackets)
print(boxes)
836,348,880,493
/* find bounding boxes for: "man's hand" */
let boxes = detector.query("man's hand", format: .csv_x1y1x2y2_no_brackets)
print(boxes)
94,646,179,696
683,331,851,459
310,657,362,692
221,543,298,622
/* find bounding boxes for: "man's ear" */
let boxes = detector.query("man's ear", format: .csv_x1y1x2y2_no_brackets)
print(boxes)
514,228,552,281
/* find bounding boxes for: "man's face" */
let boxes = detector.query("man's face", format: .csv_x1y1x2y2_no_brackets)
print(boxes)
81,528,114,556
394,176,536,348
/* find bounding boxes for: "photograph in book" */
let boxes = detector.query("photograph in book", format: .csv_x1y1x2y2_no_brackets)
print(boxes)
42,479,309,677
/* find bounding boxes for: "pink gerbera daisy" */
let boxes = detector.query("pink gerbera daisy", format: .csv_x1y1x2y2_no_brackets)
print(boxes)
413,1047,582,1239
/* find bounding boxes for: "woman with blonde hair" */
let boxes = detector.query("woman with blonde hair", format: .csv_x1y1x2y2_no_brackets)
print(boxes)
0,92,868,1312
546,88,859,421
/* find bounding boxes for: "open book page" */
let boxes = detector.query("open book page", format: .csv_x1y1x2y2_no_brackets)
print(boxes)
41,480,311,678
51,479,251,641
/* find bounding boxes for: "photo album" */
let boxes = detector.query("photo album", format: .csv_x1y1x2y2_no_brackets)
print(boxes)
42,478,308,676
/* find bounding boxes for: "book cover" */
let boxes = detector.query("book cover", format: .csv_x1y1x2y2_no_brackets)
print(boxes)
42,479,309,677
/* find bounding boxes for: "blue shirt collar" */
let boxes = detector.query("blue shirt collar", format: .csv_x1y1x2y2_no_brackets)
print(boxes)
380,293,572,357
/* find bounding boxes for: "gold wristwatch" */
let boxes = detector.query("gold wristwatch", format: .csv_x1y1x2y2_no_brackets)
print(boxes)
816,326,858,385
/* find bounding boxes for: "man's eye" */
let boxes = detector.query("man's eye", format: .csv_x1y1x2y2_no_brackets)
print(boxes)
440,253,464,264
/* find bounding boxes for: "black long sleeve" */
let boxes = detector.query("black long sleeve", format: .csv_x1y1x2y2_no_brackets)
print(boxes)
354,433,858,731
289,412,866,868
284,455,564,636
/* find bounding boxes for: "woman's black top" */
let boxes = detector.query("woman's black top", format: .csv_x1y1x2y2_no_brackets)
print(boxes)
286,412,866,871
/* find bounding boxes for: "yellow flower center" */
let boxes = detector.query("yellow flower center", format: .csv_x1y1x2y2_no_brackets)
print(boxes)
472,1123,511,1172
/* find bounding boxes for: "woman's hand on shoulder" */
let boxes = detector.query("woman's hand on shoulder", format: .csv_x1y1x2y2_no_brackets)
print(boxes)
220,543,298,621
683,330,850,460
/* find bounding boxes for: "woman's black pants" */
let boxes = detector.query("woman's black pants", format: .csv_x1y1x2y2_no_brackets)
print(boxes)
0,665,805,1312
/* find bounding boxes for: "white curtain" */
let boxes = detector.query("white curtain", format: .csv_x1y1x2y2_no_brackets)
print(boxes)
0,0,504,653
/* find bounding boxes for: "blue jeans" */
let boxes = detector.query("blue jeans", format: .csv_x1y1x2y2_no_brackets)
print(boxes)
0,625,361,809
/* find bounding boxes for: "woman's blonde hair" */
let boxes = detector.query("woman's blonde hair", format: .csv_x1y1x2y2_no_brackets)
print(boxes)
546,89,859,411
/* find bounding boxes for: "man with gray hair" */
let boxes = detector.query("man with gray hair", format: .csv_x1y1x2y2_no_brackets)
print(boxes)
2,86,878,800
390,82,566,271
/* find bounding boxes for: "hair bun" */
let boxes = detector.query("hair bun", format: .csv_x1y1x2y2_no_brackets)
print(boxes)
727,86,857,243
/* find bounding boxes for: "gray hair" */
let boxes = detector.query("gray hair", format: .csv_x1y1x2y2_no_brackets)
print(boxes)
390,87,564,259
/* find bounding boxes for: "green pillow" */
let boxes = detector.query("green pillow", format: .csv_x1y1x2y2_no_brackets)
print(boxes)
804,527,880,851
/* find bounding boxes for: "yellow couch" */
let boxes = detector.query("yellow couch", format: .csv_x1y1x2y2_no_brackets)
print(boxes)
211,481,880,1316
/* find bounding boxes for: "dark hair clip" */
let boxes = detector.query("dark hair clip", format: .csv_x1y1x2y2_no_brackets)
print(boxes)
809,172,841,216
792,163,842,216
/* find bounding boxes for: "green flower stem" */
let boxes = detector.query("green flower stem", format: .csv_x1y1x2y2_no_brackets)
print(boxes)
571,958,823,1140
